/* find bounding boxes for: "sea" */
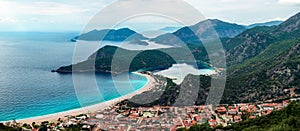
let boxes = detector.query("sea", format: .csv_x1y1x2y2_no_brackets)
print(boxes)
0,32,148,121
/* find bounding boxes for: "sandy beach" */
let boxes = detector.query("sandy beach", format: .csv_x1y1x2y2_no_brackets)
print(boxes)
16,72,155,124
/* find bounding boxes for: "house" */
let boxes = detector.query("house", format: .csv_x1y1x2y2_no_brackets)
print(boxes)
234,115,242,122
209,119,218,127
261,103,275,110
228,109,238,115
215,106,227,114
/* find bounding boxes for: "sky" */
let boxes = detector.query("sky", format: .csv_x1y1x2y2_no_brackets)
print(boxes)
0,0,299,32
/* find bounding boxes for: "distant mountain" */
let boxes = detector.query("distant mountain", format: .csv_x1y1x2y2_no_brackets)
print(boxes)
159,26,183,32
71,28,148,42
246,20,283,29
151,19,247,45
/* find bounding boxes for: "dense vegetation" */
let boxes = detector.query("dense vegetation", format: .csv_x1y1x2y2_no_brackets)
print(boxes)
122,74,212,107
0,123,21,131
177,122,213,131
55,46,177,74
54,45,209,74
222,12,300,103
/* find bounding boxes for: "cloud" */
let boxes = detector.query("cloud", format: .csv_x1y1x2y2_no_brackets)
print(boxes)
0,0,107,31
220,0,238,3
278,0,300,5
0,17,18,23
30,2,90,15
0,1,91,16
268,17,287,21
85,0,207,31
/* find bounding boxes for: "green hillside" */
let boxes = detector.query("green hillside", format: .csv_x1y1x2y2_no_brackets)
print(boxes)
54,46,177,74
222,12,300,103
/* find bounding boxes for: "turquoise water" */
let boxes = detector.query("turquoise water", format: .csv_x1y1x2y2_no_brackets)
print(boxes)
0,32,148,121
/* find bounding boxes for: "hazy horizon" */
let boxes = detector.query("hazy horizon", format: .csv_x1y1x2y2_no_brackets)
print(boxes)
0,0,299,32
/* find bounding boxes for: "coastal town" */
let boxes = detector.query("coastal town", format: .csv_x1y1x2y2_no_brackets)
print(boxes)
3,87,299,131
1,71,300,131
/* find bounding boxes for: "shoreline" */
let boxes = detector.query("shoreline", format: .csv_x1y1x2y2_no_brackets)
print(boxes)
11,72,155,124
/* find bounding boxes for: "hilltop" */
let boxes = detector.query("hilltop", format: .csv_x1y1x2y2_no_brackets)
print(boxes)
71,28,147,42
150,19,247,46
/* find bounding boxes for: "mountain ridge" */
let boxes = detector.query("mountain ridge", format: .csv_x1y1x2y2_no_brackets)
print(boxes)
71,28,148,42
150,19,247,45
70,19,285,45
246,20,283,29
